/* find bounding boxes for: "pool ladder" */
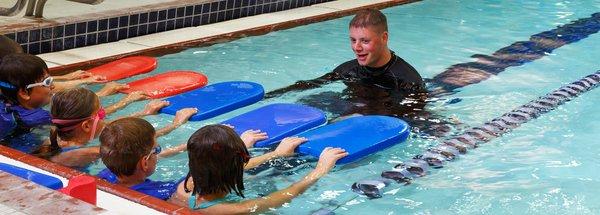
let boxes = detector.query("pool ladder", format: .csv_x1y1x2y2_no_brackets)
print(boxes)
1,0,104,18
351,70,600,199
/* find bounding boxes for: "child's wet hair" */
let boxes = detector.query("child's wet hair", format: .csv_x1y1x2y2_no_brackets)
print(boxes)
99,117,156,177
0,53,48,103
0,35,23,60
185,124,250,198
32,88,99,159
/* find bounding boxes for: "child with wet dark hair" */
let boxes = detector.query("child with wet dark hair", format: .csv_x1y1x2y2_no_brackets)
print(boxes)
172,125,348,213
32,87,196,171
0,35,110,90
0,53,55,152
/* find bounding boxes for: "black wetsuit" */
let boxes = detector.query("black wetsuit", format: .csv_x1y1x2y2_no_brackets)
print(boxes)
266,51,429,119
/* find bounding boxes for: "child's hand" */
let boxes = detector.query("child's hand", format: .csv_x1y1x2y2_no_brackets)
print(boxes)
97,82,129,96
240,130,268,148
315,147,348,173
142,100,169,115
273,137,307,157
82,74,108,84
63,70,92,80
173,108,198,126
124,91,150,102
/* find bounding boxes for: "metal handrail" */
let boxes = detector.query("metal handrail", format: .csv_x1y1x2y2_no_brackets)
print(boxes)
0,0,27,16
1,0,104,18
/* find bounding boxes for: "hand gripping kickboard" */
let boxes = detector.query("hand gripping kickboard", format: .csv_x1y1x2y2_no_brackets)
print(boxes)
296,115,410,164
160,81,264,121
222,103,327,147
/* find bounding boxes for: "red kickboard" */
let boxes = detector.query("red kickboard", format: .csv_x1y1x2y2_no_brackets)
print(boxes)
120,71,208,99
88,56,157,81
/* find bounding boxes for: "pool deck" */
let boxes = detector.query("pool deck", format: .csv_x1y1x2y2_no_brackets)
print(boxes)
0,171,107,215
38,0,418,74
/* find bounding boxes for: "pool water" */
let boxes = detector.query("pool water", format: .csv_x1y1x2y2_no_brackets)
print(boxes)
88,0,600,214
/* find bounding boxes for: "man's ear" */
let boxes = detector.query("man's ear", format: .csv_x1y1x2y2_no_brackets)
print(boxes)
382,31,389,43
17,88,30,101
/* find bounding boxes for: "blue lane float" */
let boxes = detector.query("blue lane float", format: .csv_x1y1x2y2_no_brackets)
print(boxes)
296,116,410,164
0,162,63,190
222,103,327,147
160,81,264,121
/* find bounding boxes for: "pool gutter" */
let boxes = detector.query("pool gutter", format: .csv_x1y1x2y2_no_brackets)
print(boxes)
39,0,420,75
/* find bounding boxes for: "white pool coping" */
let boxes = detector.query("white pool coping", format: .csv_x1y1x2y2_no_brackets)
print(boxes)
0,155,165,215
38,0,396,69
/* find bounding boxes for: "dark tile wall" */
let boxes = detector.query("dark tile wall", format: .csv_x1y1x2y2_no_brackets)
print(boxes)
2,0,334,55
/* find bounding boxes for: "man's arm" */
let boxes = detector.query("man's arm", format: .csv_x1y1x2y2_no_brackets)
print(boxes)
265,71,342,99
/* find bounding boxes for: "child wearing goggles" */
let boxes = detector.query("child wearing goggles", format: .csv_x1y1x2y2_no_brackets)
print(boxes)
0,54,55,152
32,87,197,171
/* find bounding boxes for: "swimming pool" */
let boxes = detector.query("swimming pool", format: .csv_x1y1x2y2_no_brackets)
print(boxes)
89,0,600,213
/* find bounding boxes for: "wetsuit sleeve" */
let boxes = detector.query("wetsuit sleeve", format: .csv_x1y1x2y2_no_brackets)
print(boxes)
264,65,346,99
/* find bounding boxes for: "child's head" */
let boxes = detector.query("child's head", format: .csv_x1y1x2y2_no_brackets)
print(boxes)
100,117,158,179
51,87,104,139
185,124,250,198
33,88,104,159
0,53,52,108
0,35,23,59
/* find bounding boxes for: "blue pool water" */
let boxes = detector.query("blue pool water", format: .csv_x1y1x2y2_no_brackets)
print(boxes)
88,0,600,214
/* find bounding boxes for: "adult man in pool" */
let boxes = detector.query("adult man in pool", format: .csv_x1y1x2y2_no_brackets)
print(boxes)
265,9,442,135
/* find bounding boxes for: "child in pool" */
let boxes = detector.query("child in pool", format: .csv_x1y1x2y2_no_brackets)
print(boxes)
32,87,197,171
97,118,308,201
0,35,109,91
171,124,348,213
1,53,56,152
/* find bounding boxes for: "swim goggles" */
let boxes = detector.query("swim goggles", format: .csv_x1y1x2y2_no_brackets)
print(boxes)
51,107,106,135
26,76,53,89
144,145,162,160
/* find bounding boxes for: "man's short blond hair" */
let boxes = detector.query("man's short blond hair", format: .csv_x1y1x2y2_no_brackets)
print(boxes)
349,9,388,33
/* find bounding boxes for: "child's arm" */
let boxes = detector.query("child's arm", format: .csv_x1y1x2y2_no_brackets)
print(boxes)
202,147,348,214
157,143,187,159
51,147,101,168
52,70,91,81
240,130,268,148
244,137,306,170
52,75,107,92
154,108,197,137
104,91,149,115
96,82,130,97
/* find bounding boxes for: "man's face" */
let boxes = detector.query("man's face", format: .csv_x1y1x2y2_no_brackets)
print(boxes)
349,26,389,67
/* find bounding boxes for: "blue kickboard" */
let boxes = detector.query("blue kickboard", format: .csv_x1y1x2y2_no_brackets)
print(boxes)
160,81,264,121
222,103,327,148
296,116,410,164
0,163,64,190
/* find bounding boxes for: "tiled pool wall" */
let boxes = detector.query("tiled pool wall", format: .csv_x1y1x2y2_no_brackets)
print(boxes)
1,0,336,55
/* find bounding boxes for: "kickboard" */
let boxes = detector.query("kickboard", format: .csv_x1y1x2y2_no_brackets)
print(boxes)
296,116,410,164
88,56,157,81
160,81,264,121
120,71,208,99
0,162,64,190
222,103,327,148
